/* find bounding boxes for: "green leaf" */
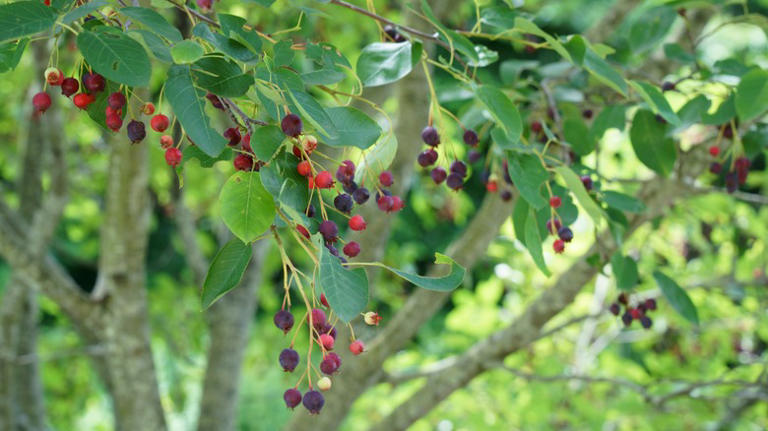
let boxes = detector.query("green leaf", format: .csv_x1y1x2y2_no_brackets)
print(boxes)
629,6,677,53
383,253,465,292
554,165,606,226
702,93,736,125
120,7,182,42
219,171,276,244
610,253,638,291
629,109,676,176
63,0,108,24
664,43,695,63
630,81,679,124
506,152,548,209
201,239,252,309
735,68,768,122
131,29,172,63
76,27,151,87
249,125,285,161
653,271,699,325
192,23,259,63
589,105,626,141
514,17,571,62
421,0,479,63
524,208,550,276
674,95,711,131
476,85,522,140
320,106,382,149
512,198,529,247
356,42,415,87
353,133,397,184
191,55,253,97
287,90,332,137
583,47,627,96
0,1,57,43
166,65,228,157
563,114,594,156
0,39,28,73
602,191,645,213
218,14,261,54
260,153,308,217
171,39,204,64
318,239,368,323
183,145,232,168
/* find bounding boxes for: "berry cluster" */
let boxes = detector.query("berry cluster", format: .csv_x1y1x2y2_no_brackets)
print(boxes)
609,293,657,329
707,130,752,194
546,194,576,254
274,295,373,414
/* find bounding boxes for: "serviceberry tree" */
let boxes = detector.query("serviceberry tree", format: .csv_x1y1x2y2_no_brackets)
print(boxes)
0,0,766,430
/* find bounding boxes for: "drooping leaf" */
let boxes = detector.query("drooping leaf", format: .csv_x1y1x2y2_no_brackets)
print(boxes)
630,80,679,124
629,109,676,176
514,17,571,62
0,2,57,43
219,171,276,244
602,191,645,213
120,7,182,42
201,239,252,309
628,6,677,53
77,26,151,87
171,39,204,64
654,271,699,325
318,239,368,323
611,253,638,291
524,208,550,276
477,85,522,140
735,68,768,122
353,133,397,184
193,23,259,63
356,42,415,87
506,152,548,209
320,106,382,149
383,253,465,292
218,14,262,54
132,29,172,63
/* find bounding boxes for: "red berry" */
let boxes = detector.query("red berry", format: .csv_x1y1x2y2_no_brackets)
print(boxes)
709,146,720,157
142,102,155,115
105,105,122,118
165,147,182,167
349,214,366,231
349,340,365,355
310,308,327,328
107,92,126,110
377,195,394,212
553,239,565,254
390,196,404,212
549,196,562,208
106,114,123,132
32,92,51,113
223,127,241,146
82,72,105,93
60,78,79,97
150,114,169,132
296,224,310,239
281,113,303,137
343,241,360,257
379,170,394,187
314,171,334,189
546,219,562,235
160,135,173,149
320,293,329,308
72,93,94,110
44,67,64,86
242,134,252,154
196,0,212,10
297,160,312,177
531,121,542,134
233,154,254,171
629,308,642,319
486,180,498,192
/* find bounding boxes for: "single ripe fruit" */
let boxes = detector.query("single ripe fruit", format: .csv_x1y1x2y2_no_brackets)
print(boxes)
150,114,169,133
349,214,366,231
377,195,394,212
283,388,302,409
335,160,355,184
557,226,573,243
205,93,224,110
390,196,404,212
644,298,657,311
127,120,146,143
343,241,361,258
661,81,676,92
629,308,642,320
709,146,720,157
165,147,182,167
279,348,300,372
333,194,354,213
314,171,334,189
32,92,52,113
61,78,79,97
582,109,594,119
531,121,543,134
546,219,562,235
45,67,64,86
72,93,94,110
302,390,324,414
618,293,628,305
160,135,174,149
107,92,126,110
446,173,463,191
223,127,241,146
297,160,312,177
609,303,621,316
319,353,341,375
273,310,294,333
318,220,338,242
468,150,482,164
363,311,382,326
106,114,123,132
709,162,722,174
317,376,332,392
319,333,335,351
196,0,212,11
450,161,467,177
379,170,394,187
418,149,438,167
581,175,593,191
421,125,440,147
349,340,365,355
553,239,565,254
621,311,633,326
320,293,329,308
501,190,512,202
233,154,253,171
463,129,478,147
142,102,155,115
352,187,370,205
281,113,303,137
640,316,652,329
549,196,562,208
310,308,327,328
82,72,105,93
486,180,498,192
431,167,447,184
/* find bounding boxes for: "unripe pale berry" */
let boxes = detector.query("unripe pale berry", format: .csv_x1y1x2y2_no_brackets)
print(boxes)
45,67,64,86
343,241,360,258
32,92,51,113
364,311,382,326
349,214,366,231
349,340,365,355
317,376,332,391
165,147,182,167
150,114,169,132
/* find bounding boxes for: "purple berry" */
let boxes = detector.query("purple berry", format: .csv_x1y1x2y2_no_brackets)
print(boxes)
463,129,478,147
126,120,146,143
645,298,657,311
281,113,303,137
557,226,573,242
320,352,341,375
621,311,633,326
709,162,722,174
640,316,652,329
609,303,620,316
306,204,316,218
421,126,440,146
310,308,327,328
446,173,463,190
333,194,354,213
303,390,324,414
580,175,593,191
430,167,447,184
418,149,438,167
335,160,355,184
342,180,358,194
501,190,512,201
279,348,299,372
273,310,294,333
468,150,482,164
450,160,467,177
661,81,676,92
284,388,302,409
318,220,338,242
352,187,370,204
546,219,562,235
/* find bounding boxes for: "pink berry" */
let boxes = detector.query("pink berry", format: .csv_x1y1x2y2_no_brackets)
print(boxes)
319,333,334,350
349,214,366,231
379,170,394,187
349,340,365,355
32,92,51,113
165,147,182,167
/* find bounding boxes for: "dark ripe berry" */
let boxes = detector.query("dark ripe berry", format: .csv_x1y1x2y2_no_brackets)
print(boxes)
61,78,79,97
721,124,733,139
609,303,621,316
549,196,562,208
582,109,594,119
637,303,647,313
553,239,565,254
421,126,440,147
160,135,173,149
335,160,356,184
142,102,155,115
73,93,94,110
106,114,123,132
640,316,653,329
279,348,299,372
531,121,542,134
283,388,302,409
233,154,254,171
709,162,722,174
735,156,750,172
296,225,310,239
645,298,657,311
431,167,447,184
486,180,498,193
621,311,633,326
418,149,438,167
377,195,394,212
383,24,400,42
320,353,340,375
379,170,394,187
274,310,295,333
677,7,687,17
318,220,338,242
468,150,482,164
391,196,404,212
314,171,334,189
127,120,146,143
661,81,676,92
349,340,365,355
655,114,666,124
580,175,593,191
546,219,562,235
501,190,512,202
352,187,370,204
32,92,52,113
297,160,312,177
709,146,720,157
342,181,358,194
502,161,513,185
206,93,224,110
463,129,478,147
450,161,467,177
281,113,303,137
303,390,324,414
333,194,354,213
629,308,642,319
349,214,366,231
320,293,329,308
557,226,573,242
107,92,126,110
446,173,463,191
725,172,738,193
319,333,335,350
305,204,316,218
223,127,241,146
618,292,628,305
150,114,169,132
321,323,337,340
165,147,182,167
310,308,327,328
82,72,105,93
